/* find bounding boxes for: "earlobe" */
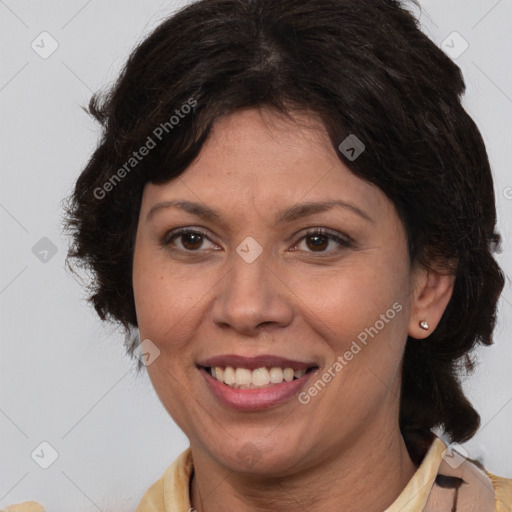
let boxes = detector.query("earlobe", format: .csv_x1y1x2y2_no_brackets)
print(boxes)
408,266,456,340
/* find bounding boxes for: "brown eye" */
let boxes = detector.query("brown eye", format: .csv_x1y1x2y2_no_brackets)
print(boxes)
293,229,351,255
305,234,329,252
179,232,204,250
162,228,217,252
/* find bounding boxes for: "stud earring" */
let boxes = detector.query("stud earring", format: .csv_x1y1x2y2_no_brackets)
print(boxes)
419,320,429,330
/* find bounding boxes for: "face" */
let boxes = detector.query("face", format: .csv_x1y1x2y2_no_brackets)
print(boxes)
132,108,423,475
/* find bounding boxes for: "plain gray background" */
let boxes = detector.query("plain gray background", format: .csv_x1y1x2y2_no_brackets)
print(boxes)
1,0,511,510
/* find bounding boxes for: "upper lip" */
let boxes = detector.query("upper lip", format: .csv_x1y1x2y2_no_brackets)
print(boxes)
198,354,318,371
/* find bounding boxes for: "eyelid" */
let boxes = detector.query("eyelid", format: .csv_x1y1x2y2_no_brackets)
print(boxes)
161,226,218,248
291,227,352,253
294,227,352,244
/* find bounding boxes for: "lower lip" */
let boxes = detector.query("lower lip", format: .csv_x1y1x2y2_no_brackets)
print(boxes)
199,367,317,411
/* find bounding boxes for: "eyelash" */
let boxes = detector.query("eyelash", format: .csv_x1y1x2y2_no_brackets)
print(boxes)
161,227,352,256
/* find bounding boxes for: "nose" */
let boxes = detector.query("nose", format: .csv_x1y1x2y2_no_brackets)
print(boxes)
211,246,294,335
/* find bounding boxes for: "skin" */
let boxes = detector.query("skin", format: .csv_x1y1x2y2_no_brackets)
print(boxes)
132,108,455,512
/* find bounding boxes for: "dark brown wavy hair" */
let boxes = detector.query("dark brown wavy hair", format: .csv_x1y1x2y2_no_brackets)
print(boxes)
63,0,505,445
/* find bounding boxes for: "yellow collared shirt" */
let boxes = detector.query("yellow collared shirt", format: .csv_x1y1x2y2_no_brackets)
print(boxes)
3,438,511,511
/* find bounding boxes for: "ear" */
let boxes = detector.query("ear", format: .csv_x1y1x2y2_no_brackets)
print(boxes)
408,263,456,340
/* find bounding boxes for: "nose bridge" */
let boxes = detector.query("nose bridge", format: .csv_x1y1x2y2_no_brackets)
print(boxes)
232,239,270,292
212,239,293,332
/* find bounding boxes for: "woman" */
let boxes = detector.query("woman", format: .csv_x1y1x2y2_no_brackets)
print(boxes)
7,0,511,510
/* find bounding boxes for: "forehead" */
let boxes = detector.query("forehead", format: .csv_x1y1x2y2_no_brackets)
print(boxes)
140,108,393,224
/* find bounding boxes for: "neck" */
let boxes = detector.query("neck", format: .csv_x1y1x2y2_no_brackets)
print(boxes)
190,423,418,512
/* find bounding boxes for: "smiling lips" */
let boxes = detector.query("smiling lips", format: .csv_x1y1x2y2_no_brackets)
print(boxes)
198,354,319,409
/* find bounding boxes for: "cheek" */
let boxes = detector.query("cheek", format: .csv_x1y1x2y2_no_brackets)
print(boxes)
135,271,196,328
133,238,185,324
132,247,221,358
288,256,409,349
132,249,211,428
285,260,410,440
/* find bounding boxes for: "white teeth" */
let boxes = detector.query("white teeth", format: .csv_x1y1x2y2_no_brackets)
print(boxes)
269,367,284,383
283,368,294,382
224,366,236,385
208,365,312,388
235,368,252,386
251,367,270,386
215,367,224,382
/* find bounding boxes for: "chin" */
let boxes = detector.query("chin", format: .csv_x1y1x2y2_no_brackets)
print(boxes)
207,436,308,476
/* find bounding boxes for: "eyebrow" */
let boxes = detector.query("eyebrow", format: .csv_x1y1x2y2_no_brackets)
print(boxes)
145,198,374,225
